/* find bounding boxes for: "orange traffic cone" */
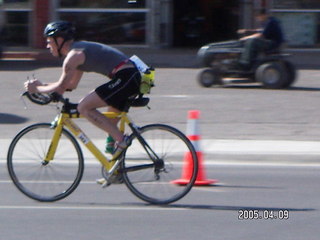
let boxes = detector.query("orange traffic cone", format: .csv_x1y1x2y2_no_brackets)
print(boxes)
172,110,217,186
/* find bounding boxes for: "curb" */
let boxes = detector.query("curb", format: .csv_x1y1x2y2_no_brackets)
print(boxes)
1,48,320,69
0,48,200,68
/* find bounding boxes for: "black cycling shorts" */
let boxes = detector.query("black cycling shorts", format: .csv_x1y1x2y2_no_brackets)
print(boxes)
95,67,141,111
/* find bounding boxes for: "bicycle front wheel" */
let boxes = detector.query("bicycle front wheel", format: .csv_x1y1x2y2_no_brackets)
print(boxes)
7,123,84,202
122,124,198,204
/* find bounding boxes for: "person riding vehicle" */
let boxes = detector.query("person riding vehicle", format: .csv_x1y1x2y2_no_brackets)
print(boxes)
238,8,284,69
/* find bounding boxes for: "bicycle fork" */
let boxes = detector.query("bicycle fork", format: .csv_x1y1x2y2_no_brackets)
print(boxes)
42,116,64,164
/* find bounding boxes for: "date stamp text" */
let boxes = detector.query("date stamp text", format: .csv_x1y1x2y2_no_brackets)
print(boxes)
238,209,289,220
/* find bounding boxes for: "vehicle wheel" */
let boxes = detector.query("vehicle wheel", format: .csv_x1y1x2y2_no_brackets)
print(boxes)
7,123,84,202
282,61,297,88
121,124,198,204
197,68,222,88
255,62,288,89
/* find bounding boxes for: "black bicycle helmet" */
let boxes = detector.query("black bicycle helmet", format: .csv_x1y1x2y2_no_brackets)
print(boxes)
44,21,75,40
44,21,75,57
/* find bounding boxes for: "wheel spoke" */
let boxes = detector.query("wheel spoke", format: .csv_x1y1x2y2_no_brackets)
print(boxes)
7,123,84,202
122,124,198,204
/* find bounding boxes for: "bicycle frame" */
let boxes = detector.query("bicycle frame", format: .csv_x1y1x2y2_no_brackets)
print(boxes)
44,110,132,171
9,92,199,204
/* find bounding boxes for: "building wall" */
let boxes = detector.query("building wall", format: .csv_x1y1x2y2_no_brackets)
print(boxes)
271,0,320,47
2,0,320,49
33,0,50,48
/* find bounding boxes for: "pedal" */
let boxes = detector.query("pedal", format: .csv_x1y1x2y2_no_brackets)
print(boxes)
96,178,109,188
96,174,123,188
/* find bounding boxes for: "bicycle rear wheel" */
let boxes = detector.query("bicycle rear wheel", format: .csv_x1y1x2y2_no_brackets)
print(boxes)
121,124,198,204
7,123,84,202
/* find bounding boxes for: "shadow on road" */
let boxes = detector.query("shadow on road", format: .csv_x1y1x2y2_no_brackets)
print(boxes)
0,113,29,124
288,86,320,91
0,60,60,71
220,85,320,91
59,201,314,213
165,204,314,212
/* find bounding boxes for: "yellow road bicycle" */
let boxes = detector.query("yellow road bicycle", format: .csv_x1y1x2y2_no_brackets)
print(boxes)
7,92,198,204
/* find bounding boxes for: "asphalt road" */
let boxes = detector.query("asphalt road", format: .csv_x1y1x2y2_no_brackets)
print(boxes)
2,63,320,141
0,163,319,240
1,63,320,239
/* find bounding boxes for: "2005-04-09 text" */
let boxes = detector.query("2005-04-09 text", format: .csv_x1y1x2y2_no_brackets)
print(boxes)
238,209,289,220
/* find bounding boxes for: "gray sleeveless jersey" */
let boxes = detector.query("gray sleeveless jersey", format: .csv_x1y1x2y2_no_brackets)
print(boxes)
71,41,128,76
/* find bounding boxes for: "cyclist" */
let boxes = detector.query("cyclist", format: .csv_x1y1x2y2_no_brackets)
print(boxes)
24,21,142,155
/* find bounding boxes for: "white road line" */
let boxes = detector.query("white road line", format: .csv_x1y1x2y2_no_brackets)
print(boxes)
204,161,320,168
2,139,320,163
201,139,320,155
153,95,189,98
2,138,320,155
0,180,99,184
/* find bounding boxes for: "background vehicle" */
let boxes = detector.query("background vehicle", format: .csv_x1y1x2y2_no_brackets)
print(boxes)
197,40,297,89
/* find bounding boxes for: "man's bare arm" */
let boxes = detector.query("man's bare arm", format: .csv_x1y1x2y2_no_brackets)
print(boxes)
30,50,84,94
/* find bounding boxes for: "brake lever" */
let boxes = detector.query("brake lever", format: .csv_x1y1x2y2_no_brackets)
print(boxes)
20,92,28,109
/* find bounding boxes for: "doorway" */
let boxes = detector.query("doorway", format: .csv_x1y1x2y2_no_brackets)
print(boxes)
173,0,240,47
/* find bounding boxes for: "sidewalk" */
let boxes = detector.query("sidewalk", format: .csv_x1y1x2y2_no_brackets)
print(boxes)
2,47,320,69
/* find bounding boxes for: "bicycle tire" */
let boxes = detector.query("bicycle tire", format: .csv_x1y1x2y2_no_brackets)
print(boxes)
121,124,198,204
7,123,84,202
